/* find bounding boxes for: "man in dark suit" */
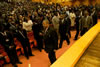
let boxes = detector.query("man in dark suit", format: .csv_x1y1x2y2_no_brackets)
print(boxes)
80,10,93,36
59,13,70,48
66,13,71,38
14,26,34,59
0,24,22,67
91,8,98,26
32,15,43,52
74,11,81,40
42,19,58,64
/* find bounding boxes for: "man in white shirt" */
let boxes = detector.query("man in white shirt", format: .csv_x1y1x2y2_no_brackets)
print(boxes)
23,17,33,32
69,10,76,27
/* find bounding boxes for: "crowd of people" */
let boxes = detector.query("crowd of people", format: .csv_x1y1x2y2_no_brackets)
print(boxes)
0,1,98,67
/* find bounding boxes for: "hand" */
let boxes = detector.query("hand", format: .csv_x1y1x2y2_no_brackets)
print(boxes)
4,56,8,59
0,54,3,57
9,46,12,49
9,46,14,49
39,32,43,36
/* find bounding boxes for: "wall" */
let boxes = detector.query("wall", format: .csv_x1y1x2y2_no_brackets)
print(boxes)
32,0,100,6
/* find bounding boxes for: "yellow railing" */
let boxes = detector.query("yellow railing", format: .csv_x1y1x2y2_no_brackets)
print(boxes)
51,22,100,67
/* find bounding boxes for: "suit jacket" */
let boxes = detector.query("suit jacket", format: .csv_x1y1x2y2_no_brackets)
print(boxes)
44,27,58,53
32,22,43,39
92,11,97,25
79,16,93,31
0,31,15,51
14,29,29,47
75,16,80,30
52,16,60,30
59,17,70,37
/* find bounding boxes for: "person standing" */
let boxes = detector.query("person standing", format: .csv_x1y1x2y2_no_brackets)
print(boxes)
59,13,70,48
66,13,71,38
80,10,93,36
0,24,22,67
32,15,43,52
23,17,33,32
42,19,58,64
74,11,81,40
69,10,76,29
91,8,98,26
15,25,34,59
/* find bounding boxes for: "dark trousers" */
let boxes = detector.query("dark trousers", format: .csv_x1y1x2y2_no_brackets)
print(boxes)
80,28,88,36
74,28,79,39
68,29,71,38
35,36,43,50
48,50,56,64
22,40,33,58
59,35,70,48
6,48,19,65
22,45,32,58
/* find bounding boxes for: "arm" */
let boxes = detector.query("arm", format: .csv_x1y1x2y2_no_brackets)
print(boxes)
89,16,93,29
79,18,82,31
90,17,93,27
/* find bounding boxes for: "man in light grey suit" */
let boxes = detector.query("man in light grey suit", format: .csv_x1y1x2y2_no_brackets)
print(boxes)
52,12,60,38
80,10,93,36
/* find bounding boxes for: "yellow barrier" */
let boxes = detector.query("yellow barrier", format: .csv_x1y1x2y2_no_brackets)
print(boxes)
51,22,100,67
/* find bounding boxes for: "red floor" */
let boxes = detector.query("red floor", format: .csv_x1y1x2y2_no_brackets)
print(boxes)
4,31,80,67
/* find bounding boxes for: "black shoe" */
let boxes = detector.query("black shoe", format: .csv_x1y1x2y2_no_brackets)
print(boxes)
29,54,34,56
55,47,58,50
68,42,70,45
39,49,42,52
74,38,77,40
13,64,18,67
59,47,62,49
26,56,29,59
16,61,22,64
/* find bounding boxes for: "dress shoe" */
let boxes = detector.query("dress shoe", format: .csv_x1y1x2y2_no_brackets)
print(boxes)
39,49,42,52
68,41,70,45
29,54,34,56
59,47,62,49
74,38,77,40
16,61,22,64
26,56,29,59
13,64,18,67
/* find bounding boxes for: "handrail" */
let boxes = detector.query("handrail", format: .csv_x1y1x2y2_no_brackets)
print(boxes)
51,22,100,67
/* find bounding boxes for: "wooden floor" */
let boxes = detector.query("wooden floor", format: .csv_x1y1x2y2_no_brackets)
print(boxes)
75,33,100,67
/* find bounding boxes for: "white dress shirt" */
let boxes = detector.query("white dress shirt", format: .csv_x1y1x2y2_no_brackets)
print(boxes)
23,20,33,32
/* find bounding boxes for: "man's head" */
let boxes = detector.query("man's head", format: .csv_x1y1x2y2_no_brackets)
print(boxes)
61,12,66,19
2,23,9,31
8,18,12,23
54,12,57,16
84,10,89,17
42,19,49,29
